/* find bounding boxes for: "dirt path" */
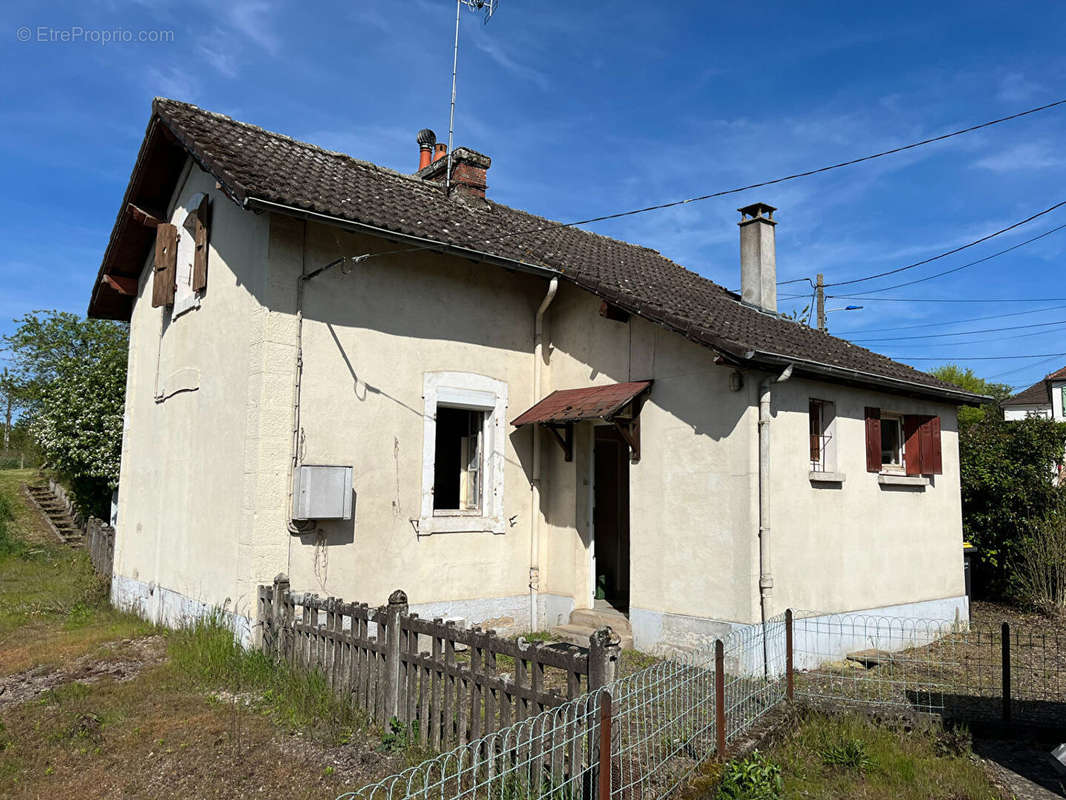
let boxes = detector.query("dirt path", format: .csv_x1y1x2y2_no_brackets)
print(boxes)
0,635,166,711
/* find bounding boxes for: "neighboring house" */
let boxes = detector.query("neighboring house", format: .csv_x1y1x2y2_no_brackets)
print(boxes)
1001,367,1066,421
88,99,983,652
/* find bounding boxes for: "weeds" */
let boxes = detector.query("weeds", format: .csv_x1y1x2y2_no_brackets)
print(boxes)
818,738,873,772
716,751,782,800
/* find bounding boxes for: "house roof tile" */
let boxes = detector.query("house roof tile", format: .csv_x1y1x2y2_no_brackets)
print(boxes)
88,99,984,404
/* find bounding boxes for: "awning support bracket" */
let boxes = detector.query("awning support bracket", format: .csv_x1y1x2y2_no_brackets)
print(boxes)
541,422,573,462
605,391,648,463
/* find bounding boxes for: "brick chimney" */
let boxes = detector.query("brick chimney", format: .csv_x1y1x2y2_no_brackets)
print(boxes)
738,202,777,313
415,142,492,198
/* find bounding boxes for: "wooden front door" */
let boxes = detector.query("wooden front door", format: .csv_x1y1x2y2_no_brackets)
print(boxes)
594,426,630,611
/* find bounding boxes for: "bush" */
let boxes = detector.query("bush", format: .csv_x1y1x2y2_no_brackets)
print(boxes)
1017,513,1066,615
716,751,782,800
818,737,873,771
960,414,1066,600
0,490,23,558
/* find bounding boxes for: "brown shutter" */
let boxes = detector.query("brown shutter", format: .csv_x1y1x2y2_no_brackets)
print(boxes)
923,415,943,475
903,415,923,476
151,223,178,307
864,407,881,472
809,400,821,463
191,195,210,292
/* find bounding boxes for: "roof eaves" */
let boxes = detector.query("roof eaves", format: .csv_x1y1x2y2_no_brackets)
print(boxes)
745,348,990,405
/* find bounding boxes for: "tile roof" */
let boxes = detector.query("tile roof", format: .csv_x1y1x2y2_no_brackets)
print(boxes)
89,98,984,404
512,381,652,426
1001,365,1065,406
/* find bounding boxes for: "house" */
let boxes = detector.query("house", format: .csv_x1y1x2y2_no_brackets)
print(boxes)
87,99,983,652
1002,367,1066,421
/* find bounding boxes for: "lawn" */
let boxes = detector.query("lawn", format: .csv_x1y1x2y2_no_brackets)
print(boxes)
0,469,421,799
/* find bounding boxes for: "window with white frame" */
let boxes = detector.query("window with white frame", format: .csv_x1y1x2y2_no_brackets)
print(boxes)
420,372,508,534
808,398,836,472
880,412,904,470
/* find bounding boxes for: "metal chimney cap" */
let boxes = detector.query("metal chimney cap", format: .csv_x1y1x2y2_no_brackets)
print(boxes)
417,129,437,147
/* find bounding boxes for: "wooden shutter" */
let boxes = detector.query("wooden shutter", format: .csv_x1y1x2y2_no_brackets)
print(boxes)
809,400,821,463
191,195,210,292
922,415,943,475
903,414,944,475
864,407,881,472
151,223,178,308
903,415,923,476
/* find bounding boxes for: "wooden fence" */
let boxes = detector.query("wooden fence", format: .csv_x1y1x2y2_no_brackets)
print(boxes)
85,517,115,578
258,575,621,748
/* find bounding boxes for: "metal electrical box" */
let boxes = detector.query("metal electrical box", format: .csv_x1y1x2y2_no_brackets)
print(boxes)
292,465,353,520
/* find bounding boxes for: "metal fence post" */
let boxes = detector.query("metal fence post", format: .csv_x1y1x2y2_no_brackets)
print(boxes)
714,639,726,758
785,609,794,702
384,589,408,721
589,627,621,690
598,690,612,800
1001,621,1011,724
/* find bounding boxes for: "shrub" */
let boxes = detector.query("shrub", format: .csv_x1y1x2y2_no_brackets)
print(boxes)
818,737,873,771
716,750,782,800
1017,513,1066,615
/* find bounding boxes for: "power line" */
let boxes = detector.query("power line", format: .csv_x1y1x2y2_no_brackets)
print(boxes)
898,353,1066,361
852,317,1066,343
348,98,1066,265
816,295,1066,303
824,207,1066,289
987,355,1066,379
834,303,1066,335
827,221,1066,295
867,325,1066,349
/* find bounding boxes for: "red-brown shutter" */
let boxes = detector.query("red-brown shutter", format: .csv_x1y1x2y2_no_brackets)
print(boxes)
864,407,881,472
923,415,943,475
191,195,210,292
903,415,923,476
151,223,177,307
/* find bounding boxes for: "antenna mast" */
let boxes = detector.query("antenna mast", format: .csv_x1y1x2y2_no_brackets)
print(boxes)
446,0,499,190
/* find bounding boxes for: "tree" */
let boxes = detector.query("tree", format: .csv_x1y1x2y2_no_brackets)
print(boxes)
930,364,1012,425
2,311,128,516
960,413,1066,602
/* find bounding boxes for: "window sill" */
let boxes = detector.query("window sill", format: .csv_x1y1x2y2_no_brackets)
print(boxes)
417,515,505,535
877,473,928,488
809,471,846,484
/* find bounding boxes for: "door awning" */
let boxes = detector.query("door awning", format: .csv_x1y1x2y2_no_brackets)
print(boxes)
512,381,652,426
512,381,652,462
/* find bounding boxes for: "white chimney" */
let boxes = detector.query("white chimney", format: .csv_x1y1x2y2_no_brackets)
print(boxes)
738,202,777,313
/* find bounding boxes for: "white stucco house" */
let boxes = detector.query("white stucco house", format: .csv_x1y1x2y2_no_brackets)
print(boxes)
1002,367,1066,421
88,100,983,652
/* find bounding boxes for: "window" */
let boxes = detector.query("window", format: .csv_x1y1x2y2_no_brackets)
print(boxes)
420,372,508,534
808,399,837,472
864,407,942,476
880,413,903,470
151,193,209,315
433,407,485,512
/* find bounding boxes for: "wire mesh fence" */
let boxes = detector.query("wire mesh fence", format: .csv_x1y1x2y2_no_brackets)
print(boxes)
339,607,1065,800
791,612,1066,726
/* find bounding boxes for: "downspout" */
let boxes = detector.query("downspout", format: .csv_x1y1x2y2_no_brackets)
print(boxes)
530,277,559,632
758,363,792,674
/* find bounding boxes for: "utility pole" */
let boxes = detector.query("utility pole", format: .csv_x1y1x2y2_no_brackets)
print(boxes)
816,273,826,332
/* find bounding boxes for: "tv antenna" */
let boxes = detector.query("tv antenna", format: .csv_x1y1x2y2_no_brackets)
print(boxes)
446,0,500,189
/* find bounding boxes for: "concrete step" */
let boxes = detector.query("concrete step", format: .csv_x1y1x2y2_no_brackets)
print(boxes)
549,623,634,650
569,608,633,636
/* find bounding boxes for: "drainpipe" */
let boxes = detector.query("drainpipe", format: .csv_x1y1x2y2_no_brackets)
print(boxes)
530,277,559,632
758,363,792,673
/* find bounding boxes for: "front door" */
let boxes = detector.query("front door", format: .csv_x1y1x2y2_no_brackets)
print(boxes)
593,426,630,611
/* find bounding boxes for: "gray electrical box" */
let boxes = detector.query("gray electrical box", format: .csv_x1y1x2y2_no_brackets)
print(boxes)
292,465,353,521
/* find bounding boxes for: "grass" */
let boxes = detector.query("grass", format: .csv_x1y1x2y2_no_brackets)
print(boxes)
0,469,428,797
691,708,1001,799
0,469,153,676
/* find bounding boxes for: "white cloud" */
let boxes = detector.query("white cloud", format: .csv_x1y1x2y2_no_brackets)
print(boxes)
223,0,281,55
973,141,1066,172
997,72,1043,104
146,66,199,102
473,38,550,91
195,38,240,78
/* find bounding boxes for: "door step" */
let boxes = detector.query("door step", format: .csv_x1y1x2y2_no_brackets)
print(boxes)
548,623,634,651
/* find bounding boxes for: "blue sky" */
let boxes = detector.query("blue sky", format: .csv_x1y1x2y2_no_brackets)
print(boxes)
2,1,1065,392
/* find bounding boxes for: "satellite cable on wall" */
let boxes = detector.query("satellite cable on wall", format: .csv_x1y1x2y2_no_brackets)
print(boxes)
447,0,499,190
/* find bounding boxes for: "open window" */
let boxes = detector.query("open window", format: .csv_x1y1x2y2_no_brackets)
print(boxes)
420,372,508,534
808,399,837,473
150,194,210,314
865,407,942,476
